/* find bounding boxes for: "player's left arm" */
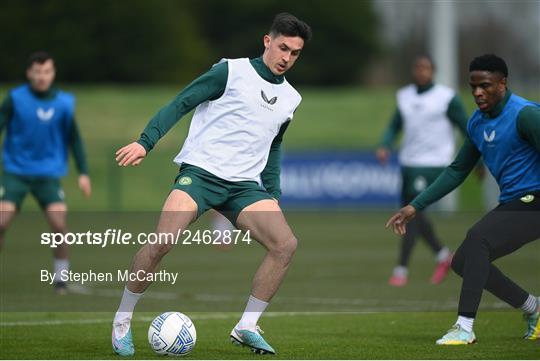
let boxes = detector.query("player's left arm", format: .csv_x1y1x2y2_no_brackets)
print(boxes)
447,94,486,177
517,105,540,153
69,118,91,198
261,120,291,201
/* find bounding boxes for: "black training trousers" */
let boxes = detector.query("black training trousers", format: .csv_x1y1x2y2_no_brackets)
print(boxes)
451,191,540,318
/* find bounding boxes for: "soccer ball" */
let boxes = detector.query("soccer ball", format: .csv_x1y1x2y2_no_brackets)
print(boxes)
148,312,197,356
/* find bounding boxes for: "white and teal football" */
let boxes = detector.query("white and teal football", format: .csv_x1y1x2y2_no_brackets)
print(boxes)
148,312,197,356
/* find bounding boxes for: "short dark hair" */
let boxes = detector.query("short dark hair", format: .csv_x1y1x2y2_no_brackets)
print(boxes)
27,51,53,69
269,12,312,42
413,54,435,69
469,54,508,78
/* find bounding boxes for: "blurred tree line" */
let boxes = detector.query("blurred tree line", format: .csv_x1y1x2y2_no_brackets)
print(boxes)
0,0,378,85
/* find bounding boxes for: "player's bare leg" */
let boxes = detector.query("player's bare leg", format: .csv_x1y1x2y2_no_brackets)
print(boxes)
237,199,297,301
126,189,198,293
230,199,297,354
44,202,69,294
112,189,198,356
0,201,17,251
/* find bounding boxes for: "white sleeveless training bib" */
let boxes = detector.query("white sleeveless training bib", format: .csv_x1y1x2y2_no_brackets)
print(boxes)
175,58,301,182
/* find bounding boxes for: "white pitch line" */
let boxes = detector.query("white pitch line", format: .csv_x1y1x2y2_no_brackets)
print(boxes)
0,311,343,327
66,285,509,311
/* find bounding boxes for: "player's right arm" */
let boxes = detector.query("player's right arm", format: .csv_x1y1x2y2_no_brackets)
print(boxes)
376,108,402,164
116,62,228,166
386,138,481,235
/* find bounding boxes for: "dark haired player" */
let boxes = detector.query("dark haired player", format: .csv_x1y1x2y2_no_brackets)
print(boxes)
386,54,540,344
0,52,91,294
112,13,312,356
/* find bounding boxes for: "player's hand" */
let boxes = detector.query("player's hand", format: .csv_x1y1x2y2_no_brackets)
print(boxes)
78,174,92,198
376,147,390,164
115,142,147,166
385,205,417,235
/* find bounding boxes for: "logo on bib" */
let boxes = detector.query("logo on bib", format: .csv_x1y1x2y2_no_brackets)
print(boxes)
178,176,192,186
483,130,496,142
520,195,535,203
37,107,55,121
261,90,277,105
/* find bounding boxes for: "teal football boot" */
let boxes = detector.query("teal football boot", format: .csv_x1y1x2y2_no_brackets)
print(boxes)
230,326,276,355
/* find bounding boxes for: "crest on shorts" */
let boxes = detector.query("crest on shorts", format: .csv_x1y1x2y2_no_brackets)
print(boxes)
178,176,192,186
261,90,277,105
520,194,534,203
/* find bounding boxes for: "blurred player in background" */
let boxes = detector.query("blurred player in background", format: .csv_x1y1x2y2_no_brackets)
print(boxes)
387,54,540,344
376,55,469,286
112,13,311,356
0,51,91,294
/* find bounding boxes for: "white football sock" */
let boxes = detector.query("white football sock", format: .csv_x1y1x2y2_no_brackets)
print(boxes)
456,316,474,333
393,266,408,277
436,247,451,263
114,287,143,338
53,259,69,282
520,294,538,314
236,295,269,331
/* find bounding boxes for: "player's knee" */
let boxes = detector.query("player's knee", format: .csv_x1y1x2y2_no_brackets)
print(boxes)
462,227,486,252
50,224,67,234
451,248,465,276
148,242,174,260
270,235,297,265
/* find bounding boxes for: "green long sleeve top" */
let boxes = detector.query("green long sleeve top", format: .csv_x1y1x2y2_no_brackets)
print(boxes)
0,87,89,175
411,91,540,210
136,57,290,199
379,83,469,149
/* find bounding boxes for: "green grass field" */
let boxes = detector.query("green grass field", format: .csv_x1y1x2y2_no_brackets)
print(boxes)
1,211,539,358
2,311,539,359
1,85,539,359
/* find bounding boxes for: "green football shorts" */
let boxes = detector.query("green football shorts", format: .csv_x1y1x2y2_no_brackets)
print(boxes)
401,166,445,205
171,163,273,224
0,172,65,209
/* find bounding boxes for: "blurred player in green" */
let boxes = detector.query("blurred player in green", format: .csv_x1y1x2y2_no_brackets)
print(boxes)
377,55,469,286
0,51,91,294
112,13,311,356
387,54,540,344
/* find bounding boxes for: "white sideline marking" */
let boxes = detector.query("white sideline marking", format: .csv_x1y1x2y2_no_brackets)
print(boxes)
0,311,342,327
66,284,508,311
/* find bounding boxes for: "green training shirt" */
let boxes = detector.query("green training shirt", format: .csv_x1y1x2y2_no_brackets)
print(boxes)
137,57,290,199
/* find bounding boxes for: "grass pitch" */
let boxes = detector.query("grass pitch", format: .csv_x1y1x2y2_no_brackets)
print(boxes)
1,311,539,359
1,212,539,359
